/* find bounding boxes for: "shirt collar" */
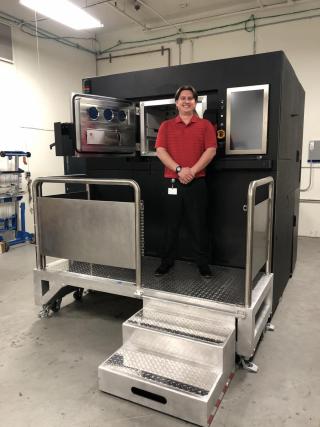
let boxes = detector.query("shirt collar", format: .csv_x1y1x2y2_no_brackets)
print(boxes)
175,114,199,124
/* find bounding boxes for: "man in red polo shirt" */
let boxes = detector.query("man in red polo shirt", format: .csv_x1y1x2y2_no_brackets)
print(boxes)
155,85,217,277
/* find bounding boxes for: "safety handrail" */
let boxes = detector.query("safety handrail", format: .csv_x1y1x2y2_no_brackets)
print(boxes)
245,176,274,307
32,176,142,294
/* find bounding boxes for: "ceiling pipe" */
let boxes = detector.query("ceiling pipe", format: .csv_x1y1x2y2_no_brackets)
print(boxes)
144,0,316,32
97,8,320,55
97,45,171,67
10,0,315,34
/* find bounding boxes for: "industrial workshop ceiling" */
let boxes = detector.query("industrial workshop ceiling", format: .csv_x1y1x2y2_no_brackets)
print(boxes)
0,0,317,38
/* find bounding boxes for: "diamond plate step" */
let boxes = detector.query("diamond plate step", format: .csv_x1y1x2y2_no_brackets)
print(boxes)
99,299,236,426
99,343,233,426
125,307,229,344
102,346,217,397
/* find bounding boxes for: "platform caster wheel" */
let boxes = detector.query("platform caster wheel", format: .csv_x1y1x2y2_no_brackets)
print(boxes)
266,322,275,332
73,289,83,301
240,358,259,373
1,241,10,252
50,298,62,313
38,305,50,318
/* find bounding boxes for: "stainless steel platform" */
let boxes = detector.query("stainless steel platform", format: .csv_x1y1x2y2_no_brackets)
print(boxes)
33,176,275,426
47,257,254,306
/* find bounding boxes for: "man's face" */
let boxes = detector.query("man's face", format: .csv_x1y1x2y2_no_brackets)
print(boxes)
176,90,196,115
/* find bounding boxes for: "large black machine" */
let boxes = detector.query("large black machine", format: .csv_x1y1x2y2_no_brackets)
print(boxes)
53,51,304,310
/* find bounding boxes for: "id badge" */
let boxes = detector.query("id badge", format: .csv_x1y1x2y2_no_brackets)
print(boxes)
168,187,177,195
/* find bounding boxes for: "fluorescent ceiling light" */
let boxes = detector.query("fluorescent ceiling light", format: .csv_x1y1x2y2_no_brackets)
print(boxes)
20,0,104,30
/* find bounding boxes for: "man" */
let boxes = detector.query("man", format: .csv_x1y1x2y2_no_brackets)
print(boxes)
155,85,217,277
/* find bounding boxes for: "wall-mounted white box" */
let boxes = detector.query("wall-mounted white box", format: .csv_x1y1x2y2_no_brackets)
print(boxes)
308,140,320,162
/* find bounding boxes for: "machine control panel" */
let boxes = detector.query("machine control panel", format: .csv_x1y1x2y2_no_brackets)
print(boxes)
217,98,226,143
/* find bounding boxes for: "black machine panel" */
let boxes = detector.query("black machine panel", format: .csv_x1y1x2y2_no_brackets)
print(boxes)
65,51,304,310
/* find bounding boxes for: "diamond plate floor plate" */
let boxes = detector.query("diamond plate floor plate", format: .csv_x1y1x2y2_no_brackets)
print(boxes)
47,257,259,306
102,347,218,398
143,258,248,306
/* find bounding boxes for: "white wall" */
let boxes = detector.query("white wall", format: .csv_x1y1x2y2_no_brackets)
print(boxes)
97,10,320,237
0,27,95,233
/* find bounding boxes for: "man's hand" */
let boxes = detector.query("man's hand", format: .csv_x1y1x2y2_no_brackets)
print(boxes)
178,167,195,184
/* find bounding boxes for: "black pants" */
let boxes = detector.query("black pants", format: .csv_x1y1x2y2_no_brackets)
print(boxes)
161,177,209,266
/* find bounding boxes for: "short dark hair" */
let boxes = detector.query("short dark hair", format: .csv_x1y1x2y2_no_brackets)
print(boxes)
174,85,198,102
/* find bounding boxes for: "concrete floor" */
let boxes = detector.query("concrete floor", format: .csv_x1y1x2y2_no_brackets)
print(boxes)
0,237,319,427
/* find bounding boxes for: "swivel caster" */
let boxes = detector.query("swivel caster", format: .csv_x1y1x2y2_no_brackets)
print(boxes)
0,241,9,253
240,358,259,373
50,298,62,313
73,289,84,301
38,305,50,318
266,322,275,331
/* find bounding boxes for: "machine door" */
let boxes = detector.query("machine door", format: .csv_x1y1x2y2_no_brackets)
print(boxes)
72,93,136,155
139,96,207,156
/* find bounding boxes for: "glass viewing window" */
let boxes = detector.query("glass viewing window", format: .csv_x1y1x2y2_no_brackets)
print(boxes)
226,84,269,155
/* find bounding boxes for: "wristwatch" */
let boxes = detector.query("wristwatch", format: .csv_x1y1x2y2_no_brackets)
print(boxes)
176,165,182,173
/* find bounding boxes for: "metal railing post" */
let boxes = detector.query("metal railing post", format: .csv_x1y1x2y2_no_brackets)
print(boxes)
132,181,141,294
32,180,45,270
266,180,274,275
245,182,255,308
245,177,274,308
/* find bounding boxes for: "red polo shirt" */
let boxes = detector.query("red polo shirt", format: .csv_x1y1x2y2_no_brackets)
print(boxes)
155,114,217,178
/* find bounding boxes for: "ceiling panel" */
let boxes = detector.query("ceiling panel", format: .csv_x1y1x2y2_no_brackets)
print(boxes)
0,0,316,40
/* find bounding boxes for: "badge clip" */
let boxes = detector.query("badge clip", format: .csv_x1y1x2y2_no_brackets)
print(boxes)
168,178,177,195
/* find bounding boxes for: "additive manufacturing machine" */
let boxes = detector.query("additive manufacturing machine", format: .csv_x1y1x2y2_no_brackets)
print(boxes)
33,51,304,426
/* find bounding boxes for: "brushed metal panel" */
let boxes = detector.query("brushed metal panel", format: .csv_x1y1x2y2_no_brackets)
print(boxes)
38,197,136,269
252,199,269,279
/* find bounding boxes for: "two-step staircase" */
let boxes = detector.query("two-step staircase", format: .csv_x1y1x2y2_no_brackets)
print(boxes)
99,298,236,426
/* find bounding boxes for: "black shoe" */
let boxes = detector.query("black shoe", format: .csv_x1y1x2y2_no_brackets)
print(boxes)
198,264,212,278
154,262,174,276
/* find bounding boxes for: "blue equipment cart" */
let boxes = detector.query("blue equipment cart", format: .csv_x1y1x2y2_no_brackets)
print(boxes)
0,151,34,252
